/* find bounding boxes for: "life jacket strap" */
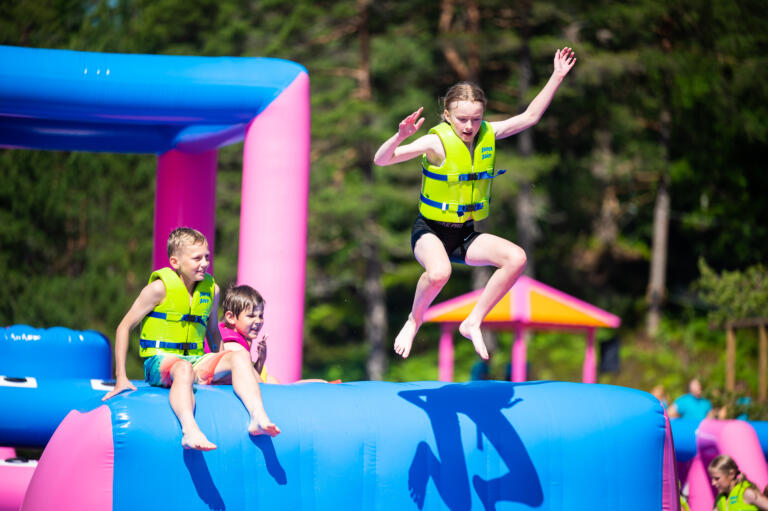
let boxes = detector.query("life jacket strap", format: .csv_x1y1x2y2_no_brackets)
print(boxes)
139,339,198,352
422,167,506,183
147,311,207,325
419,194,485,218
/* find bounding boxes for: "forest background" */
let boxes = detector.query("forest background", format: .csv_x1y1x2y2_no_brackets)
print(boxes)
2,0,767,411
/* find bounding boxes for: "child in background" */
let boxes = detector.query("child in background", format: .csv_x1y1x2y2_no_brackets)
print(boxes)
708,455,768,510
103,227,280,451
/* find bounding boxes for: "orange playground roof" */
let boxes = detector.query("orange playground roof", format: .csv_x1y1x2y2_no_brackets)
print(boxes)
423,275,620,329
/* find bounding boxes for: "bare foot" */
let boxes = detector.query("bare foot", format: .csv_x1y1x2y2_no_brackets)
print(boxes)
394,315,420,358
459,320,489,360
181,428,217,451
249,414,281,437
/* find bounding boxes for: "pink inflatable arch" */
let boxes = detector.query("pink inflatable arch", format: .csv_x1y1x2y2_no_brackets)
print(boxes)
1,45,311,382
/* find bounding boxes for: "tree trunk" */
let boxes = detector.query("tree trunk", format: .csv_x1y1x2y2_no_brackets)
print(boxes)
592,129,619,248
439,0,481,82
515,5,538,277
355,0,388,380
364,231,388,380
646,109,671,336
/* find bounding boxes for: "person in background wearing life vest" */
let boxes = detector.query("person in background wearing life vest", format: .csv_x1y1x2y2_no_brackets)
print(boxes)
708,455,768,510
103,227,280,451
373,47,576,360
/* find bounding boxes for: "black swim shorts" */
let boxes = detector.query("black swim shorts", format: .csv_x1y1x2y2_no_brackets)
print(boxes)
410,214,482,264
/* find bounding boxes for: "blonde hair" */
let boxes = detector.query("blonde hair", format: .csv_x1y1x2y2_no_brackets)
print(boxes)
221,283,265,322
167,227,207,257
440,82,487,121
708,455,740,477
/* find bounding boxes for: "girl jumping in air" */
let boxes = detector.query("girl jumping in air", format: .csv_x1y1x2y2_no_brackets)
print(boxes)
374,47,576,360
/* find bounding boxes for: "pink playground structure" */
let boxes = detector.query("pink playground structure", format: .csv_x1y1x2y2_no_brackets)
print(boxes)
424,275,621,382
153,76,310,383
151,76,309,384
1,45,311,383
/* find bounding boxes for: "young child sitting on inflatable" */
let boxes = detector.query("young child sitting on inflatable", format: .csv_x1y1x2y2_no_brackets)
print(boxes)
708,454,768,510
214,283,339,385
103,227,280,451
214,283,280,384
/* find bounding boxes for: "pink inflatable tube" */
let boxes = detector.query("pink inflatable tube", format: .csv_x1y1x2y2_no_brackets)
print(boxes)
238,72,310,383
686,419,768,511
20,407,113,511
0,461,36,511
0,449,36,511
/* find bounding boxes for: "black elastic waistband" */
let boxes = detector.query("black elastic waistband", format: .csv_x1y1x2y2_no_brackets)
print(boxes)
420,214,472,229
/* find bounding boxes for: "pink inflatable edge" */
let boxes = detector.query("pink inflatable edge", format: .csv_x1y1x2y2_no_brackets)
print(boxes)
0,460,35,511
21,405,113,511
662,410,680,511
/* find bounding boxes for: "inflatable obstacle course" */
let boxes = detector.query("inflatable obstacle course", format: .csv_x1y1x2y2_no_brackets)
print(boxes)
22,380,677,511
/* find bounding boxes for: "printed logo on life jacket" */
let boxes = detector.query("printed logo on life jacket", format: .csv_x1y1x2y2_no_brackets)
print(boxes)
481,146,493,160
199,292,211,304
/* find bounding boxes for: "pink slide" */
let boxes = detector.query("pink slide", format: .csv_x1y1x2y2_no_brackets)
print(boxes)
685,419,768,511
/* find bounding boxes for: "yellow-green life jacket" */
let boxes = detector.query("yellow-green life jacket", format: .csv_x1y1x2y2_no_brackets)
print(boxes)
419,121,504,223
680,495,690,511
138,267,214,357
715,479,758,511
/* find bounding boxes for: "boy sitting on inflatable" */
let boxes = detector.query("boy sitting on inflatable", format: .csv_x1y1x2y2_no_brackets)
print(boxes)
103,227,280,451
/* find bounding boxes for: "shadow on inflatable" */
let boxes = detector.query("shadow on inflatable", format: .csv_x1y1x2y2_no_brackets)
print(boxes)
400,382,542,510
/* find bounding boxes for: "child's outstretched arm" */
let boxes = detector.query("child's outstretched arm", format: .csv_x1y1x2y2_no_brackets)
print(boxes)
491,47,576,139
102,280,165,400
374,107,442,166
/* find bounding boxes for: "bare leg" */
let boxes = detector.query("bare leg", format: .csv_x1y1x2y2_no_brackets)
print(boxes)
462,234,527,360
211,351,280,437
169,361,217,451
394,234,452,358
